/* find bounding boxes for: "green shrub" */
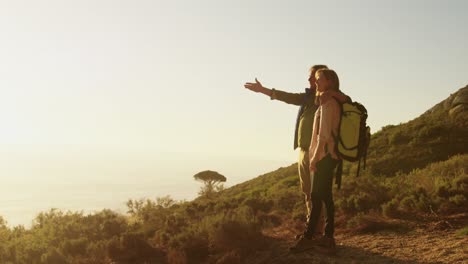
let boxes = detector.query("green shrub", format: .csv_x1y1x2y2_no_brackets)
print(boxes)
456,226,468,237
242,197,274,216
40,248,67,264
257,211,282,227
382,199,400,218
273,189,301,212
168,229,209,264
60,238,88,257
448,195,467,206
389,130,409,144
208,219,264,254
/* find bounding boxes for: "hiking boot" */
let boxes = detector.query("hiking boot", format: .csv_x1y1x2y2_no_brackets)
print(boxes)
315,236,337,255
295,232,319,240
289,235,318,253
294,217,310,240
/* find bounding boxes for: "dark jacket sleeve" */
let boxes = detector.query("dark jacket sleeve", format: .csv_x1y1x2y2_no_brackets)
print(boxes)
271,88,306,106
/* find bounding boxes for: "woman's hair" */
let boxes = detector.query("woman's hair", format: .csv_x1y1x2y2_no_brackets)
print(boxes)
316,68,340,91
310,64,328,72
315,68,340,105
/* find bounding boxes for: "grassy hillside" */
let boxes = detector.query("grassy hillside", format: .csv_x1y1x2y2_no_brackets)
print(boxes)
365,85,468,176
0,86,466,264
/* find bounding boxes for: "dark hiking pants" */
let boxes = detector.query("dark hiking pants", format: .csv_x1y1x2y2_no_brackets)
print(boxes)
304,154,338,239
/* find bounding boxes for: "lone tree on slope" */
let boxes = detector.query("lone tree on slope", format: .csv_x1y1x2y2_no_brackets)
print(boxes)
193,170,227,197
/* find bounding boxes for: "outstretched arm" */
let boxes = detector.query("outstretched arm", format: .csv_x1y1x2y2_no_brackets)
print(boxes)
244,78,306,106
244,78,273,96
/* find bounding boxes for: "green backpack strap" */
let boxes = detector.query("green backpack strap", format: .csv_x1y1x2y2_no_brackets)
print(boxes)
357,126,371,177
330,96,344,189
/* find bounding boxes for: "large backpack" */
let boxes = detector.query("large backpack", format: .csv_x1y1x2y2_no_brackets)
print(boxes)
332,98,371,189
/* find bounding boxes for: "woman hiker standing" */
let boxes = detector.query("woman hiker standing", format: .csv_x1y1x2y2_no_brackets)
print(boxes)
290,68,351,254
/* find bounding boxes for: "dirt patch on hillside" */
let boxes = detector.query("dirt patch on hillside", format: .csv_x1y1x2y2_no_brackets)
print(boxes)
254,215,467,264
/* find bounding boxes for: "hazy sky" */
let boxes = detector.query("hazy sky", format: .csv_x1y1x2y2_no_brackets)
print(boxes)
0,0,467,169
